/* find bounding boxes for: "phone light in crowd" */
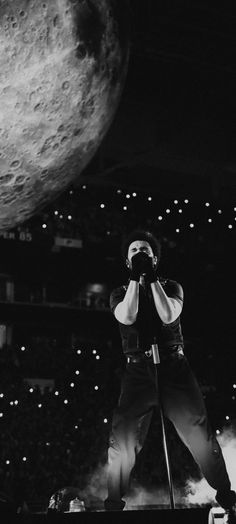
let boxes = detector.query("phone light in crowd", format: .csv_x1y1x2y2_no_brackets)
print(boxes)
190,223,194,228
14,400,18,406
100,203,105,209
96,355,100,360
21,346,26,351
208,218,212,223
205,202,210,207
148,196,152,201
123,206,127,211
225,416,230,421
233,384,236,389
54,391,59,396
174,200,178,204
166,209,170,213
77,350,82,354
64,400,68,405
216,430,221,435
6,460,10,465
22,457,27,462
184,199,189,203
218,209,222,214
74,425,78,429
158,216,163,221
132,192,137,197
54,210,59,215
75,370,80,375
42,223,47,229
0,413,3,418
0,393,4,398
126,194,130,199
29,388,34,393
176,229,180,233
228,224,233,229
94,386,99,391
92,350,97,354
38,404,42,408
70,383,75,388
104,418,108,424
68,215,72,220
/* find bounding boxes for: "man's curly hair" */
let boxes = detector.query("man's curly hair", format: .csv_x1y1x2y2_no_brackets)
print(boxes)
121,229,162,262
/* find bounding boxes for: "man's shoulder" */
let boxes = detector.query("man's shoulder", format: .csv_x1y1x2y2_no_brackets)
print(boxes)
110,284,128,296
160,276,181,286
160,277,183,301
110,284,127,313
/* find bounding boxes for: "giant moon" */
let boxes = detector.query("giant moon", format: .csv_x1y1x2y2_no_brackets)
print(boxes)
0,0,129,230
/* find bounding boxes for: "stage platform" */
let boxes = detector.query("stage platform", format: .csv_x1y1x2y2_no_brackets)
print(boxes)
1,506,213,524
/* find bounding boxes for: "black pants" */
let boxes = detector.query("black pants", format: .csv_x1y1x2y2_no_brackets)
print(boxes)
106,353,232,508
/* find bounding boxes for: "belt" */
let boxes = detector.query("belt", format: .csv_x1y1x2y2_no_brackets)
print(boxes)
126,350,153,364
126,345,183,364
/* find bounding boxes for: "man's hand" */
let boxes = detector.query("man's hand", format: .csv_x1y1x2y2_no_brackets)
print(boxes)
129,252,150,282
141,255,157,284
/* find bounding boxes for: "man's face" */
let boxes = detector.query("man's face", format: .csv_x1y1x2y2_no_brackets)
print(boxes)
127,240,156,267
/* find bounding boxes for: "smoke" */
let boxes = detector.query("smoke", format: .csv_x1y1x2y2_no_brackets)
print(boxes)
78,463,109,508
184,426,236,507
78,426,236,509
217,427,236,491
125,483,187,509
183,478,216,506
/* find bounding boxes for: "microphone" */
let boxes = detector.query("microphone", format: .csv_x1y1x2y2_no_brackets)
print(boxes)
152,343,160,364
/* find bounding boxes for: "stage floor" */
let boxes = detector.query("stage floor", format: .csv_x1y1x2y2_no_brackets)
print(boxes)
4,505,216,524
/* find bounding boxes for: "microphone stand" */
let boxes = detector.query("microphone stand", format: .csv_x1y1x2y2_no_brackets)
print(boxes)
152,339,175,510
141,271,175,509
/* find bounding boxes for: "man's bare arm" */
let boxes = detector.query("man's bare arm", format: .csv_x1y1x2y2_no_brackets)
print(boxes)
114,281,139,325
150,281,183,324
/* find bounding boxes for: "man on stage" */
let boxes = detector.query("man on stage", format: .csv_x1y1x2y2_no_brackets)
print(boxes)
104,229,236,522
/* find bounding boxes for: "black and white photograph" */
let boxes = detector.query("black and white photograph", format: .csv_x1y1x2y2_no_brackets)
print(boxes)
0,1,235,522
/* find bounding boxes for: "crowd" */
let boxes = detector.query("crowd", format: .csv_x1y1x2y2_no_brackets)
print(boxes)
16,183,235,263
0,336,120,510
